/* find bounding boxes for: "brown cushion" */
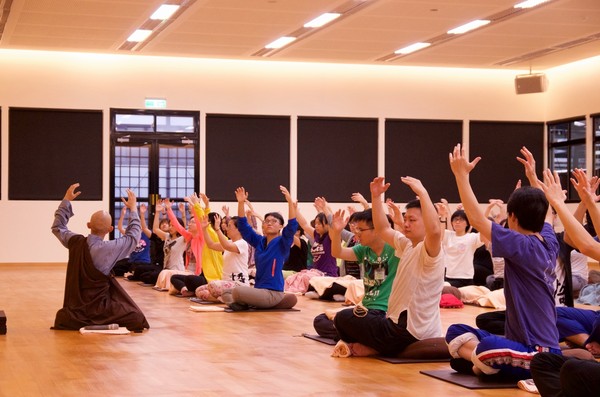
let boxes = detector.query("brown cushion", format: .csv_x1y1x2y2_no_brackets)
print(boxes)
397,337,451,359
442,285,462,300
272,293,298,309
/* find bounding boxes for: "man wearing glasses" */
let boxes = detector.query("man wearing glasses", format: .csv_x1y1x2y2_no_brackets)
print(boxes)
313,206,399,350
330,176,444,358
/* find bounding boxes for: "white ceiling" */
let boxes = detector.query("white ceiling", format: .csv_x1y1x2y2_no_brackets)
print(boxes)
1,0,599,70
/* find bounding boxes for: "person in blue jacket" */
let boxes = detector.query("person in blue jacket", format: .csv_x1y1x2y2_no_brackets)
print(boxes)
221,185,298,310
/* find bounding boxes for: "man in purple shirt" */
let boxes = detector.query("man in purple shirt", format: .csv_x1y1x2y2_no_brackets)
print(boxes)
445,145,560,380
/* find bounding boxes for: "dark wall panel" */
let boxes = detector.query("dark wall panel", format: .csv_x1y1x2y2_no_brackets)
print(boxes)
206,114,290,201
385,119,462,202
297,117,378,202
469,121,544,202
9,108,103,200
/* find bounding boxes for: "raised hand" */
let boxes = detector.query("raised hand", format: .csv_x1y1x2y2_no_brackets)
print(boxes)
449,143,481,178
435,198,450,218
370,177,390,197
280,185,292,203
516,146,540,187
314,196,326,212
186,193,200,206
212,213,222,229
591,176,600,202
121,189,137,212
401,176,427,198
222,205,230,217
386,199,405,233
571,168,597,205
539,169,566,206
331,209,348,233
178,202,186,215
199,193,210,208
140,203,147,215
63,183,81,201
235,187,248,203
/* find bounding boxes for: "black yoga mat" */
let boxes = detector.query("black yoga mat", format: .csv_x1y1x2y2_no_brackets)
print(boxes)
420,370,517,389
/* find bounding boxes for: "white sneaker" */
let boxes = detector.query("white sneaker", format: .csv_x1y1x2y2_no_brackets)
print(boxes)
517,379,539,394
304,291,319,299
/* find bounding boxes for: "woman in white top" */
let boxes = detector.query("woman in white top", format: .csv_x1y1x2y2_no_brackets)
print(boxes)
439,206,484,287
196,213,250,301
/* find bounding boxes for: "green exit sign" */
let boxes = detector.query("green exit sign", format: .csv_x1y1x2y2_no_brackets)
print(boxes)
145,98,167,108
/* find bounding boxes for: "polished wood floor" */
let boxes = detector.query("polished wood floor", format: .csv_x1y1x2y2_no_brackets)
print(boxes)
0,263,534,397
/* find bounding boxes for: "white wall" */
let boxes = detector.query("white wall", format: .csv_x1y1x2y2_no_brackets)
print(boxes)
0,49,598,263
545,55,600,120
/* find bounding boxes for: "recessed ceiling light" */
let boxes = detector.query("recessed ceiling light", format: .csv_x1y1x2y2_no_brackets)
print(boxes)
394,42,431,55
447,20,490,34
514,0,549,8
304,13,341,28
265,36,297,49
127,29,152,42
150,4,180,20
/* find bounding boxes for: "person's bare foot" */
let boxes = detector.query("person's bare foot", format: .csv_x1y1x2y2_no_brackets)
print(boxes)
180,288,195,297
586,341,600,356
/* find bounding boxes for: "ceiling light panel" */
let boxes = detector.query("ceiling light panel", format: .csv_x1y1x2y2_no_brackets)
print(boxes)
304,13,341,28
150,4,180,20
447,20,490,34
514,0,550,9
265,36,297,49
127,29,152,42
395,42,431,54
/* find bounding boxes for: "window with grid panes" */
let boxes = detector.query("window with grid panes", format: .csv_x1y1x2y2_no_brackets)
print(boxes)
548,118,586,201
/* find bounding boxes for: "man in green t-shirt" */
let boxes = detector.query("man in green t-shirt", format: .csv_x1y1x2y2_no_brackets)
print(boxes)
312,209,398,340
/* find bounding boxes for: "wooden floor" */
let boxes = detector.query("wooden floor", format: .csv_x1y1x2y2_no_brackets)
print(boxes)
0,263,533,397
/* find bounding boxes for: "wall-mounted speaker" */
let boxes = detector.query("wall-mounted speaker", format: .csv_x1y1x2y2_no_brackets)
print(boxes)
515,73,548,95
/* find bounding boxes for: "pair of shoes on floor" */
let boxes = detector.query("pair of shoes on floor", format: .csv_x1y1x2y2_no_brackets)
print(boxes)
331,340,352,358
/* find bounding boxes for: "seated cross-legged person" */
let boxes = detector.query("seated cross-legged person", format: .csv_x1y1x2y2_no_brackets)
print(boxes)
51,183,149,331
312,208,398,342
221,186,298,311
194,213,249,301
445,146,560,380
330,176,444,358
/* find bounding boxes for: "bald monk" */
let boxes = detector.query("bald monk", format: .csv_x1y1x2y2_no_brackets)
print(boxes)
51,183,149,331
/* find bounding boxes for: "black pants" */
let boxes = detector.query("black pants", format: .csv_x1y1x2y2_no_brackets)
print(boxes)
445,277,473,288
317,282,347,301
114,260,152,277
333,309,418,357
531,352,600,397
170,274,207,292
473,263,493,286
475,310,506,335
313,313,339,340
